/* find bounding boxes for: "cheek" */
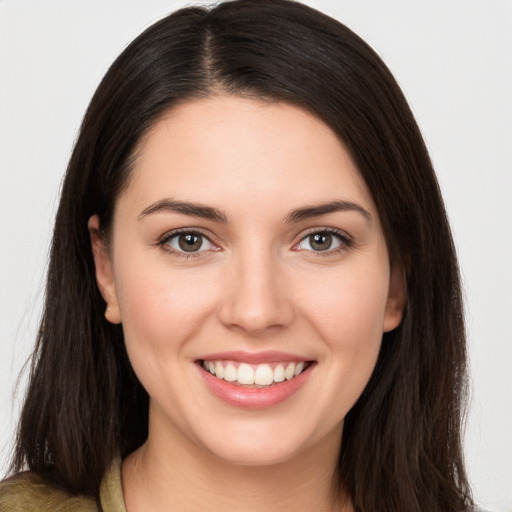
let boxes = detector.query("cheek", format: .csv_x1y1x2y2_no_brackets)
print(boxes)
305,262,390,338
112,261,221,414
302,263,389,384
112,251,219,360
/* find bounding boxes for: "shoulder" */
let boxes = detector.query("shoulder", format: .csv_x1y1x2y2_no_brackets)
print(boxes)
0,471,97,512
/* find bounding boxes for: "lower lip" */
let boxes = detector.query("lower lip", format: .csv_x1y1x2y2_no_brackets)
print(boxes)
198,363,314,409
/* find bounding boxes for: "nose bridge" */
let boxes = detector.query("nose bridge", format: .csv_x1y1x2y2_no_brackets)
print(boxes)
218,242,294,333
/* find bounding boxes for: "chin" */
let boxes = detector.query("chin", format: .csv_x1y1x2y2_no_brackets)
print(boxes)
210,442,304,468
196,419,321,468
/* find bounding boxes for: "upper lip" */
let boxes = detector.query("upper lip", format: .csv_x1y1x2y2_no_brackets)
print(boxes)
198,350,311,364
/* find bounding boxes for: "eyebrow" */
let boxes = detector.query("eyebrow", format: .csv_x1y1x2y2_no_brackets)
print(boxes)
138,199,228,223
283,200,372,224
138,198,371,225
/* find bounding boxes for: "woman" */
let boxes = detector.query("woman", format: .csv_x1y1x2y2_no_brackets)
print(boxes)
0,0,476,510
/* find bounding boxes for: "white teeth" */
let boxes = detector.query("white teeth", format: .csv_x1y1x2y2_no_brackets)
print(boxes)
284,363,295,380
254,364,274,386
223,363,237,382
214,361,224,379
237,363,254,385
203,360,309,386
273,364,285,383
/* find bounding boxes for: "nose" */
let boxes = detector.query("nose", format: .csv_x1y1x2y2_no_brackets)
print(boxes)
217,248,295,335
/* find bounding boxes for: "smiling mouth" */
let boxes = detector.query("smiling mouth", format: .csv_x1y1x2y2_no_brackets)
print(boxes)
199,360,313,387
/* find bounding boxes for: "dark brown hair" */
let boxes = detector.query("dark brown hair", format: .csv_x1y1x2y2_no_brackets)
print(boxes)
10,1,473,510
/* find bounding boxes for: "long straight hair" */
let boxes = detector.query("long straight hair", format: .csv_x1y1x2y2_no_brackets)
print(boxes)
11,1,473,510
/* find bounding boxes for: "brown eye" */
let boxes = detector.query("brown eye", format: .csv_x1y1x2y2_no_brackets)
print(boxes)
165,232,214,253
309,233,332,251
297,231,345,252
178,233,203,252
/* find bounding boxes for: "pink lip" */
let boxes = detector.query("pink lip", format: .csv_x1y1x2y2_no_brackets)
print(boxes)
199,350,310,364
197,359,315,410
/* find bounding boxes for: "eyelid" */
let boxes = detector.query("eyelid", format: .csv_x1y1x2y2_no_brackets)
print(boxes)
156,228,221,256
293,227,352,253
155,226,351,257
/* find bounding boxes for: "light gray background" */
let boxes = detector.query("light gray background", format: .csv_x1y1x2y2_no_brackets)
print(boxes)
1,1,511,510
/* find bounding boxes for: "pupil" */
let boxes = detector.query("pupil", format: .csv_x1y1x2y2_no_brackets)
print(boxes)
179,234,202,252
311,233,331,251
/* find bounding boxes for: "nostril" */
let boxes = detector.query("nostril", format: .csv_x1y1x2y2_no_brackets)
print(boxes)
216,299,295,334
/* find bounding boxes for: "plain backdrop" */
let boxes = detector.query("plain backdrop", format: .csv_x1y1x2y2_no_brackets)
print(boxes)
1,1,511,510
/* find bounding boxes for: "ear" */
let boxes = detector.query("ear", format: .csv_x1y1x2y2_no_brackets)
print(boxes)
88,215,122,324
383,266,406,332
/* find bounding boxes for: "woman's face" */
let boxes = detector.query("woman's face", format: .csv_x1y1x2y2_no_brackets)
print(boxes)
91,96,404,467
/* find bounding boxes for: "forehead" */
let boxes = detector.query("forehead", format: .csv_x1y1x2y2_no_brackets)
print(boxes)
117,95,376,220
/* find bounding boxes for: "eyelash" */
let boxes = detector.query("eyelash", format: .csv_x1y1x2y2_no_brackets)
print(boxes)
156,228,219,259
156,227,352,258
294,228,352,256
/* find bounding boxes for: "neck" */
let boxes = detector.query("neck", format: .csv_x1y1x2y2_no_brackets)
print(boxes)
121,411,351,512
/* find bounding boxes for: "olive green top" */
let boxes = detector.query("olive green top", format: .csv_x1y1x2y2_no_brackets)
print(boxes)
0,460,490,512
0,457,126,511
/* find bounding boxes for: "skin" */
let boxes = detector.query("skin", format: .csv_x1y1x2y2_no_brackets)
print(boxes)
89,95,405,512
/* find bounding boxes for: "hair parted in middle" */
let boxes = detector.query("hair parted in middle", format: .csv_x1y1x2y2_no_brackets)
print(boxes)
13,1,471,511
